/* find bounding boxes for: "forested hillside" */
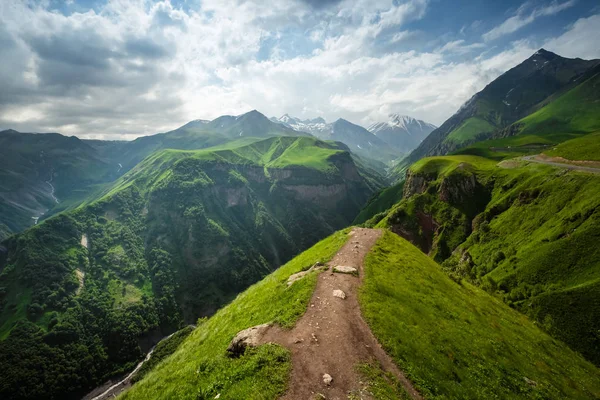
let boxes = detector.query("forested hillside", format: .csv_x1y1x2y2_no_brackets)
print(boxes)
0,136,383,399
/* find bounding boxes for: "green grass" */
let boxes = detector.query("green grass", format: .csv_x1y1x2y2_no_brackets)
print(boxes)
445,117,496,144
517,71,600,137
545,131,600,161
409,155,496,175
119,229,350,400
454,133,575,160
375,153,600,366
355,363,410,399
360,231,600,399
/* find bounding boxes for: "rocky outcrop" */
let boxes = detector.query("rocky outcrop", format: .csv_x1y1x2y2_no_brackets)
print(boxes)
226,323,271,357
403,170,433,198
287,262,325,286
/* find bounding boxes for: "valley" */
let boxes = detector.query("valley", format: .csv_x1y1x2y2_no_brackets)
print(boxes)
0,45,599,400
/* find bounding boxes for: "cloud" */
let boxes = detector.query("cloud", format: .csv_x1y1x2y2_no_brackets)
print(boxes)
0,0,597,139
543,13,600,59
436,40,485,54
483,0,576,41
390,30,417,44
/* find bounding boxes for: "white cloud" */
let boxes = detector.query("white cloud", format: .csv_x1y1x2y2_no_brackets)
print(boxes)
390,30,417,44
483,0,576,41
543,13,600,59
0,0,597,139
436,40,485,54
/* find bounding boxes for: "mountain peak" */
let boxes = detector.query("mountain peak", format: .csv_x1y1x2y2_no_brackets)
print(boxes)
245,109,264,117
529,48,560,62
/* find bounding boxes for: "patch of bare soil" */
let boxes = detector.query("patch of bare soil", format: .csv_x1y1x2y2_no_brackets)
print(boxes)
537,154,600,168
260,227,421,400
520,155,600,174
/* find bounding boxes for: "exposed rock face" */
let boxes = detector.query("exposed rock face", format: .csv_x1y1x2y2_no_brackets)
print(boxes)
403,170,433,198
226,323,271,358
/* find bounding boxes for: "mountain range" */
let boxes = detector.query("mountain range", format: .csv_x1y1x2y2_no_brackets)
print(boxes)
271,113,437,164
1,48,600,400
368,114,436,154
399,48,600,171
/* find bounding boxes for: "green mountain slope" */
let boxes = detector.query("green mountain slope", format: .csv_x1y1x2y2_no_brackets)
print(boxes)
545,131,600,161
397,49,599,174
0,136,383,400
0,111,310,239
119,230,349,400
118,230,600,399
361,232,600,399
455,64,600,160
0,130,120,239
368,154,600,366
91,110,309,173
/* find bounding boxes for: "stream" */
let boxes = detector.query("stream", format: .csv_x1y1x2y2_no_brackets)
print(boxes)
83,331,178,400
45,170,59,204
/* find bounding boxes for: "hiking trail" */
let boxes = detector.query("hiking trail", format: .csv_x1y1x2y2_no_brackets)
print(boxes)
260,227,421,400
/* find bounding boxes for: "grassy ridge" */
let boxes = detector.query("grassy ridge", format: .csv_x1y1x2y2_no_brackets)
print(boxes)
455,70,600,162
517,70,600,137
545,131,600,161
360,232,600,399
120,230,350,400
372,154,600,366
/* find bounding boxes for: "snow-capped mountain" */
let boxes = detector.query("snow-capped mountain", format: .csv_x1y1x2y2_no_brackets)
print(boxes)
368,114,436,154
272,114,401,163
271,114,331,137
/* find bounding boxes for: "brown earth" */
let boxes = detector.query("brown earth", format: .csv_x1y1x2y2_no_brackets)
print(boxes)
260,227,421,400
520,155,600,173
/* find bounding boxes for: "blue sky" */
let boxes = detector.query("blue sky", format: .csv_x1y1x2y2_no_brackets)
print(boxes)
0,0,599,138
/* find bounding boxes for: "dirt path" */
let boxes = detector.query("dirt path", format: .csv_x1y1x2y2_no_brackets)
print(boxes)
260,227,421,400
520,155,600,174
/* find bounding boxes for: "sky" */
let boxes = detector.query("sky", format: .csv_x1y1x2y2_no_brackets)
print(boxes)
0,0,599,139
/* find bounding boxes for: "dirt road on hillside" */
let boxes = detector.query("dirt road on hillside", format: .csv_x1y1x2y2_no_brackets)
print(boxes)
260,227,421,400
521,155,600,174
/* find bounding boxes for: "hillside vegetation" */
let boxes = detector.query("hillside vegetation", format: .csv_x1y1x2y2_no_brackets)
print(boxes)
124,230,600,399
361,232,600,399
397,49,599,176
120,230,349,400
0,136,382,400
367,154,600,367
0,130,120,238
454,65,600,162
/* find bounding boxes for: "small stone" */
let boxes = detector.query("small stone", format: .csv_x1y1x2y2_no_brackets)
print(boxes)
332,289,346,299
333,265,358,275
524,377,537,387
294,337,303,344
323,374,333,385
